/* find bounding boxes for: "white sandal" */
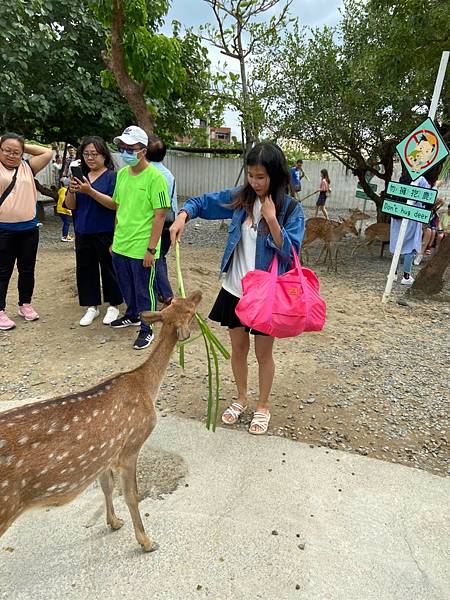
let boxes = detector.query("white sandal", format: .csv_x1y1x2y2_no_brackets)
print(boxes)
248,411,271,435
221,402,247,425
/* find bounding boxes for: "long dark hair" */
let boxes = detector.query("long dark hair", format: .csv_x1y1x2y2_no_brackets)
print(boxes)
231,143,290,216
0,132,25,151
321,169,330,184
79,136,114,174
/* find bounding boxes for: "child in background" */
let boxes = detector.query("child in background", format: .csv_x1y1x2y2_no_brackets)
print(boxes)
314,169,330,220
57,178,73,242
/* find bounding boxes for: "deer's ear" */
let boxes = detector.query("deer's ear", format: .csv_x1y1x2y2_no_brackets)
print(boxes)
187,290,202,305
141,311,164,325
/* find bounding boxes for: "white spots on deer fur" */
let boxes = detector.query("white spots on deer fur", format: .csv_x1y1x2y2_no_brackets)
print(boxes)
62,424,70,431
46,484,58,492
21,479,27,488
100,441,107,449
68,467,76,473
32,482,41,489
56,452,69,462
3,496,9,502
88,446,95,453
48,452,55,459
92,410,99,417
39,468,48,476
47,427,56,435
0,439,6,448
31,424,39,431
31,409,39,415
129,427,135,435
78,453,86,460
100,450,107,458
76,432,85,441
4,455,14,466
18,436,29,445
15,459,24,468
72,416,79,423
61,401,67,406
127,415,131,422
1,481,9,488
86,416,92,424
31,442,41,450
6,423,14,428
14,413,24,420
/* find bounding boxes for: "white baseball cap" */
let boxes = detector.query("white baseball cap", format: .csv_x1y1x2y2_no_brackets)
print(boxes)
114,125,148,147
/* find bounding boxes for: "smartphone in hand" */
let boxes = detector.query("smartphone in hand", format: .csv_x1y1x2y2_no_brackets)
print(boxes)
70,165,84,181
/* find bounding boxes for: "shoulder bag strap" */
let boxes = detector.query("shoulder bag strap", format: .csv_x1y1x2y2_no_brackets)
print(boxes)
0,166,19,208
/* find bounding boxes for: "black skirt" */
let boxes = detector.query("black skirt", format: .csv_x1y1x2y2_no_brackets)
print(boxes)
209,287,267,336
316,191,327,206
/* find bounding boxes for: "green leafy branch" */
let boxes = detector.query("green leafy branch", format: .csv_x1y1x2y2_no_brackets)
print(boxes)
175,242,230,431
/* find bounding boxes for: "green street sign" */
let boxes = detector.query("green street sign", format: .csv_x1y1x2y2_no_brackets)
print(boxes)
386,181,437,205
382,199,432,224
355,181,377,201
396,117,449,181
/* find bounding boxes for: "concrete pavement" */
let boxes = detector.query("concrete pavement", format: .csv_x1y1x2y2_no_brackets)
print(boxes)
1,399,449,600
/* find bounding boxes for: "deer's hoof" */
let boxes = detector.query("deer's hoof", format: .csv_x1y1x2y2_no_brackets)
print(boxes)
109,517,124,531
142,540,159,553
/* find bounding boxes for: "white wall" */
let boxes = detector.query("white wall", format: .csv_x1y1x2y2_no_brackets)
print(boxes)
35,152,450,212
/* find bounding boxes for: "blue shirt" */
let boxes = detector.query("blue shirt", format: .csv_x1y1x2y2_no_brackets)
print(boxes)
290,167,301,188
150,161,178,216
182,188,304,274
72,170,116,235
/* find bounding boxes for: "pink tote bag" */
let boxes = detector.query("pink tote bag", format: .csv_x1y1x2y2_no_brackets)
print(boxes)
235,248,326,338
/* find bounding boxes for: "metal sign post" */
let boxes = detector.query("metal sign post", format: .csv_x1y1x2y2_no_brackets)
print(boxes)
382,50,449,303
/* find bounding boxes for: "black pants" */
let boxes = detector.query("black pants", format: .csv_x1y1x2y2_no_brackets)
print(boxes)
0,227,39,311
75,232,123,307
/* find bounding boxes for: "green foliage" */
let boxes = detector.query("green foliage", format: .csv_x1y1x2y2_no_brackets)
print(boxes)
0,0,133,142
268,0,450,207
90,0,218,138
201,0,293,147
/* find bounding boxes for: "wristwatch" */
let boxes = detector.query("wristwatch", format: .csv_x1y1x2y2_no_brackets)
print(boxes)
147,247,157,255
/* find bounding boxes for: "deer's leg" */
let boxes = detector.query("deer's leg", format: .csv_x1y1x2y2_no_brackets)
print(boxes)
99,469,124,531
316,243,326,264
120,454,156,552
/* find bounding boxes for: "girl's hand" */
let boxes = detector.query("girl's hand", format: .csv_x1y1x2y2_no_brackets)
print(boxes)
261,194,277,223
169,213,187,246
74,176,92,195
68,177,79,194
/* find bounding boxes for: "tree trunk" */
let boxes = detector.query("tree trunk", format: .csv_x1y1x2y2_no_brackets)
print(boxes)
410,234,450,296
105,0,154,135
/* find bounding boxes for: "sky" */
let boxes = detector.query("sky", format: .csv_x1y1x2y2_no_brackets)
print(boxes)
162,0,344,137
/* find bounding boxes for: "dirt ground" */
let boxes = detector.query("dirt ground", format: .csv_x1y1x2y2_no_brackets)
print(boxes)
1,214,449,476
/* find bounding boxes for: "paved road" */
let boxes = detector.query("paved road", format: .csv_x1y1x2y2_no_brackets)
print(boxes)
1,401,449,600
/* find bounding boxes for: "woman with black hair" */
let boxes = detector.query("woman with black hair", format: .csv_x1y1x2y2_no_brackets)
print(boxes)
64,136,123,326
0,132,52,330
170,143,304,435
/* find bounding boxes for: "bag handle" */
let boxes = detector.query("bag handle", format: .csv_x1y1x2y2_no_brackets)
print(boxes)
0,166,19,208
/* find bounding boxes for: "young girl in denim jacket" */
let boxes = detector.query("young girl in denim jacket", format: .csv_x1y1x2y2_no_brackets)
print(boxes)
170,143,304,435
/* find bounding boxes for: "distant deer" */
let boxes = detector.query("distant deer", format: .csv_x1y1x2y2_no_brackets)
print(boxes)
351,222,390,258
0,291,202,552
301,217,359,271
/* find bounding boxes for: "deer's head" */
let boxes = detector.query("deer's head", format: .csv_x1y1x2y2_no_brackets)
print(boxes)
141,291,202,341
348,208,371,221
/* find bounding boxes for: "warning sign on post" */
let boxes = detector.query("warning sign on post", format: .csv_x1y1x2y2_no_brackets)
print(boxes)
396,117,449,181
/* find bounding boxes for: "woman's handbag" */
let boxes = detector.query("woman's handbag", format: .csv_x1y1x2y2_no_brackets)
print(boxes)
235,247,326,338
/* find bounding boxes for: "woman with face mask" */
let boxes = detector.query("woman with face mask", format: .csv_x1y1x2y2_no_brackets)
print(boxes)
64,136,123,327
0,132,52,330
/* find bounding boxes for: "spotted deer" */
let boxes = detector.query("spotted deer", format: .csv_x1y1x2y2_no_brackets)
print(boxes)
301,217,359,271
0,291,202,552
351,222,390,258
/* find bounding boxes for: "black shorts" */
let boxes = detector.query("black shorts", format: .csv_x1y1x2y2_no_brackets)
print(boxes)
209,287,268,336
316,191,327,206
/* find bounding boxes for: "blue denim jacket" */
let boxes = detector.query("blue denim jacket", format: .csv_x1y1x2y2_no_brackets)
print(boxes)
182,188,305,274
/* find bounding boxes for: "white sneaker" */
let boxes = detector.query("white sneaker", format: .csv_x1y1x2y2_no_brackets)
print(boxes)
79,307,100,326
413,254,423,266
103,306,120,325
400,276,415,286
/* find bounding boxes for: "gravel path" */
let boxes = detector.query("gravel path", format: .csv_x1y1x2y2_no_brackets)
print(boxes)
3,206,449,477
